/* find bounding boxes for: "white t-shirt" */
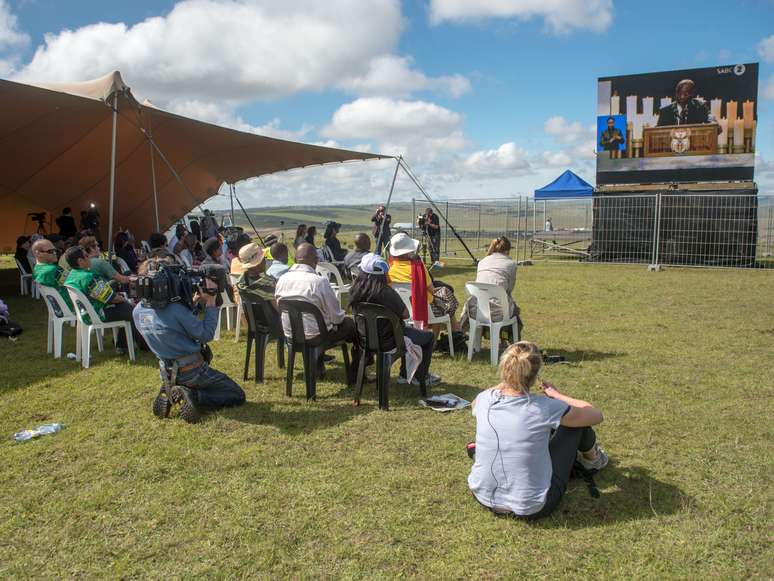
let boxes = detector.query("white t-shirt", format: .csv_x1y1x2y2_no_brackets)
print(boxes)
468,389,569,515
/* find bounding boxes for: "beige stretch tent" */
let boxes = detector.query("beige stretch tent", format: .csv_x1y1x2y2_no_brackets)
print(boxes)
0,71,389,251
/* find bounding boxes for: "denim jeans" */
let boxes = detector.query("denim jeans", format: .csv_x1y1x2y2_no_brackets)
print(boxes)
176,363,246,409
399,325,434,381
525,426,597,520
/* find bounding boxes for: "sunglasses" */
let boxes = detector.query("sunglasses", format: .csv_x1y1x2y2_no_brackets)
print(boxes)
39,248,57,254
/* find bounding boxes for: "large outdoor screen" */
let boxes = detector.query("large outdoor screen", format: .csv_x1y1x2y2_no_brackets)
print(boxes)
596,63,758,186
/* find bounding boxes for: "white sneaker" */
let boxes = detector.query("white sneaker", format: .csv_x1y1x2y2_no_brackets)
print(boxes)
577,443,609,471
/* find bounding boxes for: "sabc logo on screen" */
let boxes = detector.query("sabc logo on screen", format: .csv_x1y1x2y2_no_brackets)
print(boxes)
716,64,746,76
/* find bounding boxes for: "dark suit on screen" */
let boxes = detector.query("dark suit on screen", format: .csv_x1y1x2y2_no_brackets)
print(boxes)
656,99,711,126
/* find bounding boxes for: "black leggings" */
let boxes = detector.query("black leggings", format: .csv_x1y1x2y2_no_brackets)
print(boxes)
524,426,597,520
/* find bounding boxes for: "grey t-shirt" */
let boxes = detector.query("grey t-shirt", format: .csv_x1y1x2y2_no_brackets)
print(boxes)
468,389,569,515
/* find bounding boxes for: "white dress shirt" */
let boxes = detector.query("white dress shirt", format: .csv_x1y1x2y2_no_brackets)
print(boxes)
274,263,345,339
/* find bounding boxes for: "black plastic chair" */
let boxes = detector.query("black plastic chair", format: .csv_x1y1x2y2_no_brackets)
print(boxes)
277,299,353,401
352,302,427,411
241,295,285,383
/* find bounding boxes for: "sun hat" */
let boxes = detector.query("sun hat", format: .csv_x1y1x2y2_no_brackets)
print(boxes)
359,253,389,274
238,242,265,269
389,232,419,257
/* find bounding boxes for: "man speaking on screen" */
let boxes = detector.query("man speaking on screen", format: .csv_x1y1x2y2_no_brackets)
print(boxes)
656,79,712,126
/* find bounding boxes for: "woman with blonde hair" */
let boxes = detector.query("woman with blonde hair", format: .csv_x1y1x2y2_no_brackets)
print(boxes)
468,342,608,519
463,235,522,338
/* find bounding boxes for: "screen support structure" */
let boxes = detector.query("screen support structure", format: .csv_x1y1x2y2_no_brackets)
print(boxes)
398,158,478,265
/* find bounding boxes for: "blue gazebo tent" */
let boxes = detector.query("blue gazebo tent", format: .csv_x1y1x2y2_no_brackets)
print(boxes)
534,170,593,199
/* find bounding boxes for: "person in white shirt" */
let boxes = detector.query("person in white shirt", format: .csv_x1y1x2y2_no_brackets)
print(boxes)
274,243,358,365
167,224,187,256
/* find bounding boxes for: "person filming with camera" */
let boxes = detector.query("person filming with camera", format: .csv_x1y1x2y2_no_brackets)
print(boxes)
132,256,245,423
419,207,441,265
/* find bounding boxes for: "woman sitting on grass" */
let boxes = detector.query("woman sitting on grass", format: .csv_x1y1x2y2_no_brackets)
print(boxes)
468,341,608,519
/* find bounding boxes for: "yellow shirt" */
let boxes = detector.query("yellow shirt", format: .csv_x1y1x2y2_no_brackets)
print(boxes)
387,258,432,303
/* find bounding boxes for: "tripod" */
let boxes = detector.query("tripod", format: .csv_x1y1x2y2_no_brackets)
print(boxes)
418,227,440,269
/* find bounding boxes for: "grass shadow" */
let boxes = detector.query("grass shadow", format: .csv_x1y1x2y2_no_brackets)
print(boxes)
222,399,373,434
532,463,691,529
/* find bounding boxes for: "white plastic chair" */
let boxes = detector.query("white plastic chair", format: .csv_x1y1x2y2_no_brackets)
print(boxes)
15,258,34,296
230,274,244,342
464,281,520,367
65,285,136,368
38,285,78,359
214,290,237,341
114,256,130,274
316,262,350,305
392,283,454,356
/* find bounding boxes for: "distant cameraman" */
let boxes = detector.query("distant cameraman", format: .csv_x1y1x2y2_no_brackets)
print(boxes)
421,207,441,264
371,205,391,255
133,256,245,423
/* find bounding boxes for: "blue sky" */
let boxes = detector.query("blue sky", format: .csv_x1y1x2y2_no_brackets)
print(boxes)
2,0,773,207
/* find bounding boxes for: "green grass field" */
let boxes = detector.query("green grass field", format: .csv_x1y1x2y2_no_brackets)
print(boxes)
0,258,772,578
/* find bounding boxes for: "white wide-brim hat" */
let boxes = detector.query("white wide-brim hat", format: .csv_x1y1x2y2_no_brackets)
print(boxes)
389,232,419,257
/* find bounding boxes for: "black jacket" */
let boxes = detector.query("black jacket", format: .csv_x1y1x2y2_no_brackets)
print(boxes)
656,99,711,126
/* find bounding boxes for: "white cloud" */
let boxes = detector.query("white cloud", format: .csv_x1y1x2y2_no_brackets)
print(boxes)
543,115,593,145
15,0,402,102
763,75,774,101
464,142,531,176
0,0,27,47
340,55,471,98
538,150,572,167
428,0,614,34
758,36,774,62
322,97,467,162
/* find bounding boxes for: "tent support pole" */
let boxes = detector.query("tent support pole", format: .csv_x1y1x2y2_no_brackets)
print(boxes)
398,158,477,265
229,183,235,226
142,130,206,217
376,156,401,252
149,131,160,231
231,184,265,246
107,100,118,258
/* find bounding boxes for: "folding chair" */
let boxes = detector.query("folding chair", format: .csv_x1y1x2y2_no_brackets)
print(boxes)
65,285,136,369
37,285,78,359
352,302,426,410
278,299,353,401
464,281,521,367
242,295,285,383
392,283,454,356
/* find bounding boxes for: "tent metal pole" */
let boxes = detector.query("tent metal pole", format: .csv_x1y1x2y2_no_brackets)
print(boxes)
398,158,477,265
142,131,206,215
107,99,118,258
376,156,401,252
230,183,235,226
231,183,265,246
149,131,160,231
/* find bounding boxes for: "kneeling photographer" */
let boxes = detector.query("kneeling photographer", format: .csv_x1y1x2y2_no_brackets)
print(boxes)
132,254,245,423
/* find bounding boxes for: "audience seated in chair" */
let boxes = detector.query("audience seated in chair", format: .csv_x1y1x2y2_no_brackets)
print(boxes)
64,246,143,353
323,221,347,262
114,231,139,274
32,239,73,312
274,243,358,373
349,253,439,386
79,236,131,285
266,242,290,280
344,233,371,275
227,231,252,276
462,236,523,340
386,232,462,337
15,236,33,274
